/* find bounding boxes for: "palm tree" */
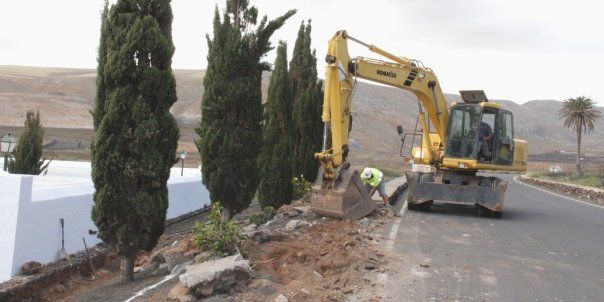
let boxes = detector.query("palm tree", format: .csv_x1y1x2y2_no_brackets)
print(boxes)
559,96,601,175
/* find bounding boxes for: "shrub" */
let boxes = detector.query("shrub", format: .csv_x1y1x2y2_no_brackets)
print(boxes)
8,111,51,175
292,175,312,202
194,203,246,257
249,206,275,226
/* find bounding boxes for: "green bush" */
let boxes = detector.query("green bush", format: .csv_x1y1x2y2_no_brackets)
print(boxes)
194,203,246,257
292,176,312,202
249,206,275,226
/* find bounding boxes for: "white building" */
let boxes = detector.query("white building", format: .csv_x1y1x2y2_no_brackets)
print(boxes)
0,160,209,282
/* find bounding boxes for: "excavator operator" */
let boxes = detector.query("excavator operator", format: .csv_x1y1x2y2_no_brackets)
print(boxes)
478,121,493,161
360,167,389,205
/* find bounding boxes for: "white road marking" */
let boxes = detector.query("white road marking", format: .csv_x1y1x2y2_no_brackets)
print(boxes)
513,176,604,210
124,274,177,302
386,200,407,251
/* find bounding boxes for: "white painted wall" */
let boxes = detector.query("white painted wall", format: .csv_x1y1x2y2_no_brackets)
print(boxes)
0,160,209,282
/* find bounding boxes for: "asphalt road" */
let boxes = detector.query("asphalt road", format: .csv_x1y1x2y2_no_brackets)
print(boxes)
368,174,604,301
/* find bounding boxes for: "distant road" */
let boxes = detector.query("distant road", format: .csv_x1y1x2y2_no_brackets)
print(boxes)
374,174,604,301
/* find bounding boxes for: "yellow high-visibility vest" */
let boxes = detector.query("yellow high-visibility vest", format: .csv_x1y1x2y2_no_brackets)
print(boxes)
360,168,383,187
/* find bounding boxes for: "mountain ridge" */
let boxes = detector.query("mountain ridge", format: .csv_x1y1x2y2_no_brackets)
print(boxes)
1,66,602,166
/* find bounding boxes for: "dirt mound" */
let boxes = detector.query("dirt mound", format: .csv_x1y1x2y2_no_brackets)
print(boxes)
238,219,382,301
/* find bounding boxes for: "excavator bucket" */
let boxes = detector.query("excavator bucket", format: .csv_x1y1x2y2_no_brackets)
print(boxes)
310,168,377,220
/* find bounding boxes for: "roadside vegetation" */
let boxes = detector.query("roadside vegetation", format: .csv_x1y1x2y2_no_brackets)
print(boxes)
559,96,601,175
7,111,51,175
193,203,247,257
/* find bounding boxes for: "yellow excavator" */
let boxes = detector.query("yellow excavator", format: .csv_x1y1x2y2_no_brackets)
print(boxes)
311,31,528,219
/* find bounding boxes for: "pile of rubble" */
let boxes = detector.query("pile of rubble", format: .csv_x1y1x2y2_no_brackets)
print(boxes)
175,203,396,301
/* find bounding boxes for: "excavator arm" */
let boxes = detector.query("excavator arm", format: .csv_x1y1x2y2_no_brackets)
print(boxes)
317,30,448,181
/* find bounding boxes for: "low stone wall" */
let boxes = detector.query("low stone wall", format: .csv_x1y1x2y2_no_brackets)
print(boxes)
519,175,604,204
0,245,115,302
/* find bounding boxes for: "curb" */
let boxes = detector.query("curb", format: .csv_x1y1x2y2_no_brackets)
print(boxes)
518,175,604,204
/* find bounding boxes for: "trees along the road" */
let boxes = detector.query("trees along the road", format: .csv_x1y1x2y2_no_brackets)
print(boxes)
559,96,601,175
258,42,294,209
196,0,295,220
91,0,180,281
8,111,51,175
290,20,324,183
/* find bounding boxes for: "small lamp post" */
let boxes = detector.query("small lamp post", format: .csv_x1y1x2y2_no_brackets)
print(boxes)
180,150,187,176
0,133,17,171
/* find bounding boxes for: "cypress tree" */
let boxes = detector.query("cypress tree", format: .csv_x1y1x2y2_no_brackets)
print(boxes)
258,42,293,209
8,111,50,175
91,0,179,281
196,1,295,219
291,20,323,182
92,1,109,130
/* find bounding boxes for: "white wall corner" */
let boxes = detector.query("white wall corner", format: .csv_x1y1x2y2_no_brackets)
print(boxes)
0,175,32,282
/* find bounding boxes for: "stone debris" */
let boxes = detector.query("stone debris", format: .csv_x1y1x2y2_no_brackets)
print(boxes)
20,261,42,276
249,228,275,243
165,252,194,271
171,261,193,276
274,293,289,302
285,219,301,231
277,205,302,218
152,263,170,277
242,224,258,237
178,254,252,298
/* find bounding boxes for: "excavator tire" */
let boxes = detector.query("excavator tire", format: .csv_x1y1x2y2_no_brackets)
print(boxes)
310,167,377,220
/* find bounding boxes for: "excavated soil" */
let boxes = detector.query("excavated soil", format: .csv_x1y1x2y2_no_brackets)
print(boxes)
234,219,385,302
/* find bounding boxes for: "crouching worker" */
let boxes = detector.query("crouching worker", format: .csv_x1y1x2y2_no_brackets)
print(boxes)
360,167,389,204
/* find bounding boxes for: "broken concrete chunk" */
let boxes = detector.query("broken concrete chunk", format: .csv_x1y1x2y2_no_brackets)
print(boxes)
179,254,252,298
285,219,301,231
242,224,258,237
299,220,312,228
274,294,289,302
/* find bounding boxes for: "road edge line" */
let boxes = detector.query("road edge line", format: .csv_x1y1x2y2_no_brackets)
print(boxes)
513,176,604,210
124,274,177,302
386,199,407,251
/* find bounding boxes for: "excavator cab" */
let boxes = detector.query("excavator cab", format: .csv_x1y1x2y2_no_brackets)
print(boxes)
444,91,515,167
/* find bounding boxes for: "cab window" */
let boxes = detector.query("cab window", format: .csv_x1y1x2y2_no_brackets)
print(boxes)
445,106,481,159
496,111,514,164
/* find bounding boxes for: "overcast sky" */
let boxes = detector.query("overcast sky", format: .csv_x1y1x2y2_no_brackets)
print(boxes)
1,0,603,104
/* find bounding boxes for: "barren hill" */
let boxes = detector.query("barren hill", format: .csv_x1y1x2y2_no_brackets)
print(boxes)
1,65,602,167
